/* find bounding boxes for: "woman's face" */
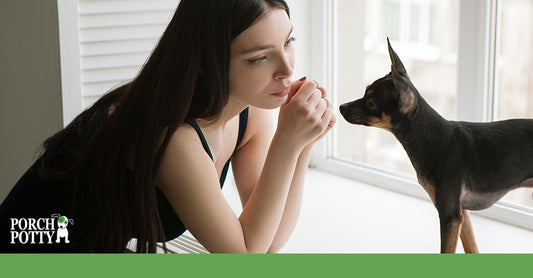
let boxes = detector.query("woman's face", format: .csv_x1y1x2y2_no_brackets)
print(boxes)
229,8,295,109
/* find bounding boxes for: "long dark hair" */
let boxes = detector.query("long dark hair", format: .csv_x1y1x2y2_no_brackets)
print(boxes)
40,0,289,253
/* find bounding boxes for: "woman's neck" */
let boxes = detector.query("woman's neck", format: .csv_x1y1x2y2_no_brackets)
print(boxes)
196,96,248,128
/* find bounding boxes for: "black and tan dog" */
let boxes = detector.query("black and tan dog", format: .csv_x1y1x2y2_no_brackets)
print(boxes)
339,39,533,253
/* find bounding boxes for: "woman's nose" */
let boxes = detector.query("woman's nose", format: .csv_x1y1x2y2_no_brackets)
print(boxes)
274,51,294,80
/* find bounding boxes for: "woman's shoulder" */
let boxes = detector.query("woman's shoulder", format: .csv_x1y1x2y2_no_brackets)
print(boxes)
164,123,206,156
157,123,215,185
172,122,200,139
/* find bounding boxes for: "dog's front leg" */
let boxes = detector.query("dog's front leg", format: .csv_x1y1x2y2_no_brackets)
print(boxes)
438,211,464,253
460,209,479,253
435,191,463,253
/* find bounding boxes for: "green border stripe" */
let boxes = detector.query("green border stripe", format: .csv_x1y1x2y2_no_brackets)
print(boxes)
1,254,532,277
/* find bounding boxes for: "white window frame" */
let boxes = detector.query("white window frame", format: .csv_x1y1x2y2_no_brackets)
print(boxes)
57,0,83,127
309,0,533,231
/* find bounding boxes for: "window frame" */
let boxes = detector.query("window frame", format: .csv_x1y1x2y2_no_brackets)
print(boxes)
57,0,83,127
310,0,533,231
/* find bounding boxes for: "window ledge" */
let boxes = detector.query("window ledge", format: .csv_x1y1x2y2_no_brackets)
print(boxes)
223,168,533,253
161,168,533,254
279,168,533,253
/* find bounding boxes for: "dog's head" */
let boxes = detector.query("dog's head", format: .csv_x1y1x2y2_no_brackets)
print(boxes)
57,216,70,228
54,215,73,229
339,38,418,132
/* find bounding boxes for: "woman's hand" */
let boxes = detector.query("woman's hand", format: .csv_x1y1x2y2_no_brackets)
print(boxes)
303,83,336,151
276,78,336,152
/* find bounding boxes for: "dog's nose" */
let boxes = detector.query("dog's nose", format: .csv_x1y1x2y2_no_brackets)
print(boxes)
339,103,349,117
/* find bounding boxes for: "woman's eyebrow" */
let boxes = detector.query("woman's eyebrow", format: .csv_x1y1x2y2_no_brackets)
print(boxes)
239,26,294,55
240,44,276,55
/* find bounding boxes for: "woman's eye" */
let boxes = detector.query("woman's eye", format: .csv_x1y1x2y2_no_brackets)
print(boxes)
248,56,267,64
284,37,296,47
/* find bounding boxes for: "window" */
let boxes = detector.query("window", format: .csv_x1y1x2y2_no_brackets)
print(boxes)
58,0,178,125
335,0,458,177
311,0,533,229
77,0,178,109
493,0,533,207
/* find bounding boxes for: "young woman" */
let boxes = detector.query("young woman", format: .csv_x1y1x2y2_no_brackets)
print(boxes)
0,0,335,253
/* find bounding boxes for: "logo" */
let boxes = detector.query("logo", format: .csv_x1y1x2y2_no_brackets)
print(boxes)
10,214,74,245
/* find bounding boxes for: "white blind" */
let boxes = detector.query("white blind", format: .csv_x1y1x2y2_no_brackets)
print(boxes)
78,0,179,108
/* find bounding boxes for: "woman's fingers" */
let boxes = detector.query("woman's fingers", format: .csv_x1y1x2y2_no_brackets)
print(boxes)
307,89,323,109
287,77,307,101
316,98,328,115
293,81,317,102
324,107,336,127
278,78,336,150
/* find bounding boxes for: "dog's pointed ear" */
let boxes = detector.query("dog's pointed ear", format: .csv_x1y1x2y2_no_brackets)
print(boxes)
392,76,415,114
387,38,409,78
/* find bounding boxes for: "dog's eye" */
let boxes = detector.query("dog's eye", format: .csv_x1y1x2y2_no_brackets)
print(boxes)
366,98,376,110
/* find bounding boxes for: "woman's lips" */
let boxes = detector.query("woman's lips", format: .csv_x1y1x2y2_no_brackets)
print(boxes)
271,86,290,97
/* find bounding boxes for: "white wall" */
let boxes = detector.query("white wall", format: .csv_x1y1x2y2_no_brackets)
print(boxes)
0,0,64,201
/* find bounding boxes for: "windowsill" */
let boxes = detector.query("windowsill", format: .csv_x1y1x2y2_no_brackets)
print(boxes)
223,168,533,253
